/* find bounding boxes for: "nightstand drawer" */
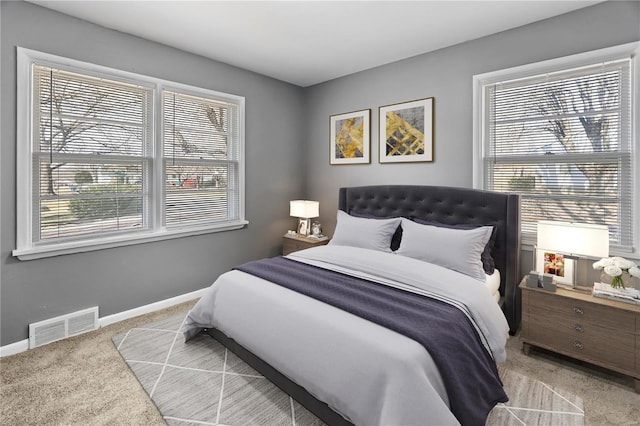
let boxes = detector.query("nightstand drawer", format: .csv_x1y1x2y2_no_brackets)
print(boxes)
527,290,636,333
526,325,636,372
525,307,635,352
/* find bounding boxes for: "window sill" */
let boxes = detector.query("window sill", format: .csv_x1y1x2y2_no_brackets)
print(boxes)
12,220,249,261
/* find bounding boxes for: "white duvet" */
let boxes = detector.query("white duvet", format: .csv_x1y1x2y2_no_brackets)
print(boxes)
184,245,509,426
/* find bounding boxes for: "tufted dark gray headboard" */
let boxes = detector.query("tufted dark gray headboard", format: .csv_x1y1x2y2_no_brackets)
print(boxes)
339,185,521,334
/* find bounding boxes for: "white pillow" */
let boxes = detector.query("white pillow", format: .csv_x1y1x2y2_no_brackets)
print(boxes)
329,210,401,252
396,218,492,281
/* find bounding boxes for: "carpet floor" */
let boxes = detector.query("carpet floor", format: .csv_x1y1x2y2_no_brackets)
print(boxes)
112,312,586,426
2,300,639,425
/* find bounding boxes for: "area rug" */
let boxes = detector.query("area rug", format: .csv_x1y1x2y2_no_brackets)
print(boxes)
112,313,585,426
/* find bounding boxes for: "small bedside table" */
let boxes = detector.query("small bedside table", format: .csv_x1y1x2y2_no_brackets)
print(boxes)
520,280,640,393
282,234,329,255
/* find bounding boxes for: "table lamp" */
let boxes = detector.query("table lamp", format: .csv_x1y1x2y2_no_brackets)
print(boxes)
536,221,609,290
290,200,319,236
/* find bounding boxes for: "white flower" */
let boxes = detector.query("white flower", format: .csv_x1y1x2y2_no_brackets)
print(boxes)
612,257,636,270
593,258,614,269
603,265,622,277
630,266,640,278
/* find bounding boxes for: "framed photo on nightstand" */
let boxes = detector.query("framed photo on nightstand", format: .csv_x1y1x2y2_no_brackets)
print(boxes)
535,249,574,287
297,220,308,236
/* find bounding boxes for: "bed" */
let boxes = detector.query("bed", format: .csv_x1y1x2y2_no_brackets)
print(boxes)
184,185,521,426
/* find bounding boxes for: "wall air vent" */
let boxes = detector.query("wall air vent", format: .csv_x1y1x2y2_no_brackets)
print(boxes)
29,307,99,349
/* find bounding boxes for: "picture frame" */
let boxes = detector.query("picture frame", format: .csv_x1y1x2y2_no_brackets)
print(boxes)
297,219,308,236
329,109,371,165
379,97,434,163
535,249,574,287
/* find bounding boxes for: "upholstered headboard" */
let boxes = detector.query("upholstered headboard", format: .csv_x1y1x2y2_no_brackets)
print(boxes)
338,185,521,334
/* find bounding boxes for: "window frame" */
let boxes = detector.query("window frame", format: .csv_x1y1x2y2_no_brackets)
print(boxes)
472,42,640,256
14,47,247,261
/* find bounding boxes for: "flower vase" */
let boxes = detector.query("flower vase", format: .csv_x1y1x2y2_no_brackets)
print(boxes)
600,271,635,289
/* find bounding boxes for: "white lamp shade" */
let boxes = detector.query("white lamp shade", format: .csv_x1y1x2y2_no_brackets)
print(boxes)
289,200,319,219
537,221,609,259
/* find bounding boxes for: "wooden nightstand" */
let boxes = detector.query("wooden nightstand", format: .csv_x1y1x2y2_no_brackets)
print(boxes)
282,234,329,255
520,280,640,393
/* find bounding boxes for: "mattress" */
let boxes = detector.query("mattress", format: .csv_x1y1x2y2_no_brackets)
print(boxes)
485,269,501,303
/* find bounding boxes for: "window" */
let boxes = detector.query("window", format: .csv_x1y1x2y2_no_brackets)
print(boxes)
32,65,153,241
14,48,246,260
473,43,639,254
162,91,241,228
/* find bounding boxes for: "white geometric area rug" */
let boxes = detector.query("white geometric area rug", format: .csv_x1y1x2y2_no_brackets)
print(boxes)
112,313,584,426
489,366,584,425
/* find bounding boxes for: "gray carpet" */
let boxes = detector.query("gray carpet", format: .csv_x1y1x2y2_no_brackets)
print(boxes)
113,313,585,426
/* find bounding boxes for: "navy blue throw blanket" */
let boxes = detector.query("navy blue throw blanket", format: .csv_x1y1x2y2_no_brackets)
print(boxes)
235,256,508,426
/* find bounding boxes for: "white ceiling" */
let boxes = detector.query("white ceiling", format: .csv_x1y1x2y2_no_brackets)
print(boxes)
29,0,604,87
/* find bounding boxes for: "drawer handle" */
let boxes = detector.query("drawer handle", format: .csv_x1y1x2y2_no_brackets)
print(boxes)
574,341,584,350
573,307,584,315
574,324,584,333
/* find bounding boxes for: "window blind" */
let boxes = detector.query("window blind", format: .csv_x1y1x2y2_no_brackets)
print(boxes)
33,65,153,242
483,59,633,251
162,90,240,228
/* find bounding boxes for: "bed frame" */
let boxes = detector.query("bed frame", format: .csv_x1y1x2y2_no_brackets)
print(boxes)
207,185,520,425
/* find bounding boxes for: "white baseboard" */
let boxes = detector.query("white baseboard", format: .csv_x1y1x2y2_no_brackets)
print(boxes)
99,287,207,327
0,287,207,358
0,340,29,358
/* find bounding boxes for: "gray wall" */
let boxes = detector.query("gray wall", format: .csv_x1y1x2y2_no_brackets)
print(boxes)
0,1,306,346
304,1,640,241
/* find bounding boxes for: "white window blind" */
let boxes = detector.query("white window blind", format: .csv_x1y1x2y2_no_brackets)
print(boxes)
163,91,240,228
14,48,246,260
34,65,153,242
478,50,636,253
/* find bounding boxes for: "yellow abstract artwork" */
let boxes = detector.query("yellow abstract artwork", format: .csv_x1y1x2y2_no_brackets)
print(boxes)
335,117,364,158
330,109,370,164
379,98,433,163
385,111,424,156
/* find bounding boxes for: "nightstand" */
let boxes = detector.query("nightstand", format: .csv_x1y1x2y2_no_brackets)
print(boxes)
282,234,329,255
520,280,640,393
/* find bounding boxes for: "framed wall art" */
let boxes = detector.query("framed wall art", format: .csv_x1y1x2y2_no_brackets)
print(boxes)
379,97,434,163
536,249,574,287
329,109,371,165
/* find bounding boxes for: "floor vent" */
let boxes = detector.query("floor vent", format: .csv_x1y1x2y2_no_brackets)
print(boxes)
29,307,99,349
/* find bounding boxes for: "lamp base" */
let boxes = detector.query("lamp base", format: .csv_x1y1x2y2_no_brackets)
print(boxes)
572,283,593,293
